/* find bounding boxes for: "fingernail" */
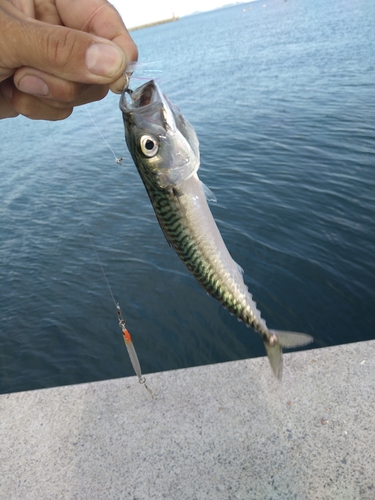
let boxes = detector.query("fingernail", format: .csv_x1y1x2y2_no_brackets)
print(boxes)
85,43,125,77
18,75,49,96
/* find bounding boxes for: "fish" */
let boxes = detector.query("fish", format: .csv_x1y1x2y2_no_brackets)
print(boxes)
120,80,313,379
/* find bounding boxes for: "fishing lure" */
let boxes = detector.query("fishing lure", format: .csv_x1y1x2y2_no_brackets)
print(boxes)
49,112,153,396
117,303,155,397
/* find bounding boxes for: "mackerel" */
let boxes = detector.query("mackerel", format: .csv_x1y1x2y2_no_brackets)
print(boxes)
120,80,312,378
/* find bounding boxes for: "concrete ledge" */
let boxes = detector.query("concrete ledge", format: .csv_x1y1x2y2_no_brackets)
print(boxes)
1,341,375,499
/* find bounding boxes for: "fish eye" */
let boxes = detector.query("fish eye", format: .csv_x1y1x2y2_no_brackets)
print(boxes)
140,135,159,157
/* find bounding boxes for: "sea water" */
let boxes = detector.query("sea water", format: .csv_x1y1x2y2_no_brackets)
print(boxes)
0,0,374,393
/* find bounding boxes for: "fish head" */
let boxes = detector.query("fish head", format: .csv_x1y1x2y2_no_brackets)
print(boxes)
120,80,200,189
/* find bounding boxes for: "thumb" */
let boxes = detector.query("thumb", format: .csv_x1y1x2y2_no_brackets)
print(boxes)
0,8,127,85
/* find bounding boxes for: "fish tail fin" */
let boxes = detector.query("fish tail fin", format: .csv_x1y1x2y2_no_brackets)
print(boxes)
264,330,314,380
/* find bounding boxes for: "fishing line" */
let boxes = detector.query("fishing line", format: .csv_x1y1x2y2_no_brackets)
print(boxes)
48,123,118,308
79,58,163,396
48,119,154,397
84,106,123,164
54,2,162,391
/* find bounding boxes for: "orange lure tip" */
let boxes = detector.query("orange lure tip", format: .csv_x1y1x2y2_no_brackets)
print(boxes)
122,328,132,343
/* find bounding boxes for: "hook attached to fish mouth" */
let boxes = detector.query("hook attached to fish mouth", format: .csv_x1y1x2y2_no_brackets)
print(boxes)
120,77,135,112
122,60,140,93
120,65,136,108
123,75,133,95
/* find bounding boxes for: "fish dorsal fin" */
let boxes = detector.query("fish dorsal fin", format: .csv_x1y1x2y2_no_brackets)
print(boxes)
201,181,217,203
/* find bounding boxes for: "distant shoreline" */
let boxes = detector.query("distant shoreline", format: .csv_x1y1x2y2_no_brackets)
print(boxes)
129,17,179,32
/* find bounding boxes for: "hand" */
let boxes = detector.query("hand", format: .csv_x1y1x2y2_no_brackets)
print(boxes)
0,0,138,120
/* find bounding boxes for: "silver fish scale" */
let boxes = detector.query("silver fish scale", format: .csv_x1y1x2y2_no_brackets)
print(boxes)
120,80,313,379
144,178,268,337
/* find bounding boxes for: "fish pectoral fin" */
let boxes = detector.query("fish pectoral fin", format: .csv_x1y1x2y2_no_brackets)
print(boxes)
200,181,217,203
264,330,313,380
234,261,244,276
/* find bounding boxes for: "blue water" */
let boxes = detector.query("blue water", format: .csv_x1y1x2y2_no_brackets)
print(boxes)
1,0,374,394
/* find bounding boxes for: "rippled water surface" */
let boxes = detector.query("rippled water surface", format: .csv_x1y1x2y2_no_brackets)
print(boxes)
1,0,374,393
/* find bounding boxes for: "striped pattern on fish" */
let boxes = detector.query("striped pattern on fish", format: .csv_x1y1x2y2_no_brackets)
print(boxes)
120,80,313,379
146,173,266,332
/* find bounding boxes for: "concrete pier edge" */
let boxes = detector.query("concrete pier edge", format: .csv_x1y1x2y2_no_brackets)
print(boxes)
1,340,375,499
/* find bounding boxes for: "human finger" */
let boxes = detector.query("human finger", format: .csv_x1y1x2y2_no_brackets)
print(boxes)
8,0,35,18
1,79,73,120
0,79,19,118
0,6,128,87
13,66,109,108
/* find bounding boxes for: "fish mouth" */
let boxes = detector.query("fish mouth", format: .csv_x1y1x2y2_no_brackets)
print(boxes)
121,79,200,187
120,80,162,112
120,80,176,132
